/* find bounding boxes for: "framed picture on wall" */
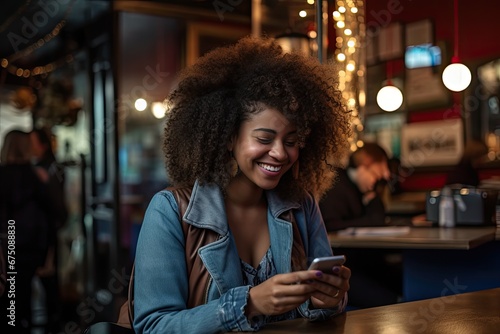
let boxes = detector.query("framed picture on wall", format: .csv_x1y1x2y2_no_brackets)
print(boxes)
405,19,434,47
400,118,464,167
378,22,404,61
404,40,451,110
186,22,250,66
405,67,450,109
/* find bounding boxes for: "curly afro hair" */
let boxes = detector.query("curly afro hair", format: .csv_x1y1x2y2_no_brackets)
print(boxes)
163,36,351,200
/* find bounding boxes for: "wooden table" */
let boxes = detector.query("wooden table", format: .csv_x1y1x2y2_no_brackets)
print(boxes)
329,226,500,301
329,226,497,250
258,288,500,333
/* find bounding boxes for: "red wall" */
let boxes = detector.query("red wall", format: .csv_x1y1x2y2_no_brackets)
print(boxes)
365,0,500,191
365,0,500,62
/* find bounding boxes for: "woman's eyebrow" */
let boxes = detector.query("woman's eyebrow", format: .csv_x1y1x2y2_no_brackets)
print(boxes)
253,128,297,135
253,128,276,134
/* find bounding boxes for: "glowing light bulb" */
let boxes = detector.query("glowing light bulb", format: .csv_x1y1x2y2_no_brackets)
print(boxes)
376,85,403,112
442,62,472,92
135,98,147,111
151,102,167,119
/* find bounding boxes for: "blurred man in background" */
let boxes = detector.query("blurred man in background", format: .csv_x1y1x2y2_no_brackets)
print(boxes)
320,142,400,309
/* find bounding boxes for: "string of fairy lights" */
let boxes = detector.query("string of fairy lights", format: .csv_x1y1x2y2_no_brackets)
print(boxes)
332,0,365,152
0,0,77,79
295,0,365,151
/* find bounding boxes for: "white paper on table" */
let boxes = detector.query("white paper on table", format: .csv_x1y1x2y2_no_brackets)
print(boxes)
337,226,411,236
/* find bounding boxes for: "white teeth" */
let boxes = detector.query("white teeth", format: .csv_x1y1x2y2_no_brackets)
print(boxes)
258,163,282,172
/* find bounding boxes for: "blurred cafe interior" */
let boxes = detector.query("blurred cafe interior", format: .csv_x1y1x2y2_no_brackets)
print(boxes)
0,0,499,332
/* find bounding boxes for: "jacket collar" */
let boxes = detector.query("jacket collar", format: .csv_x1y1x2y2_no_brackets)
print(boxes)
183,180,301,235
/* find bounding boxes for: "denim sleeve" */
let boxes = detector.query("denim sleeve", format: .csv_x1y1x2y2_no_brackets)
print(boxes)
298,295,348,321
133,191,220,333
133,191,257,333
218,285,262,331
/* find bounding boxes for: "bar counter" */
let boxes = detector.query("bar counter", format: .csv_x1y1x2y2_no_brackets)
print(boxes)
85,289,500,333
328,226,497,250
256,288,500,333
329,226,500,302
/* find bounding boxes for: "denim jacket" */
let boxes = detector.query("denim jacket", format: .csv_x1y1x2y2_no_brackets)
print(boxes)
133,180,345,333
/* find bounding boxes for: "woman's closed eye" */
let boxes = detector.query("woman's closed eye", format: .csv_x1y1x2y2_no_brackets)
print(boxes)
256,137,297,147
256,137,273,144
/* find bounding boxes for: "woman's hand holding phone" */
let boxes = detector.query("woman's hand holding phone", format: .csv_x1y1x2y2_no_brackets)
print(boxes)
244,256,350,318
306,255,350,309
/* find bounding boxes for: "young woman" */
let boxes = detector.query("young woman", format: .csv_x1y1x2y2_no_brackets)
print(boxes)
133,36,352,333
0,130,52,333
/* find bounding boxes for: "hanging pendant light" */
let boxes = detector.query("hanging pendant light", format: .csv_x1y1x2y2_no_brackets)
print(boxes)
376,64,404,112
377,24,403,112
442,0,471,92
377,80,403,112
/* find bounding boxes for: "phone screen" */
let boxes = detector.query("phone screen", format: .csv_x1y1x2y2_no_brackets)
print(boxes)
308,255,346,274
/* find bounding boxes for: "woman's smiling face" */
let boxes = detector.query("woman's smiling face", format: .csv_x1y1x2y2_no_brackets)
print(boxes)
230,106,299,190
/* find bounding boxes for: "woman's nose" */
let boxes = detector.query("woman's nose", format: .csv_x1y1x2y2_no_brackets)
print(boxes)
269,142,287,161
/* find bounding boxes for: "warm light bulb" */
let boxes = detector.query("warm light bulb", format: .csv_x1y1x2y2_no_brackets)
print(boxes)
442,62,472,92
376,85,403,112
151,101,167,119
134,98,147,111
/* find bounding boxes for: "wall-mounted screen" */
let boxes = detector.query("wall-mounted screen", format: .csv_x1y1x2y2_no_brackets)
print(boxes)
405,44,441,69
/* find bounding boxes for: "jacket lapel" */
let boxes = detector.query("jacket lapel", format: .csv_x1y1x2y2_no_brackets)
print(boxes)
183,181,302,295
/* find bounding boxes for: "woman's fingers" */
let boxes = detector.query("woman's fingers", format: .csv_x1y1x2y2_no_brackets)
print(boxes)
307,266,351,308
248,272,321,316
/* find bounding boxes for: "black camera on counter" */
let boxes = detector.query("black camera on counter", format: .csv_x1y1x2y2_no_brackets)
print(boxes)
426,186,498,226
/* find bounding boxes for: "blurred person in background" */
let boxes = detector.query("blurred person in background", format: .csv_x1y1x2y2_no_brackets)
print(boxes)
320,142,390,231
319,143,400,309
30,127,68,333
0,130,52,333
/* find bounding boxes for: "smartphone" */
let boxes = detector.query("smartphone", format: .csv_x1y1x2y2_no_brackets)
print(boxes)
308,255,346,274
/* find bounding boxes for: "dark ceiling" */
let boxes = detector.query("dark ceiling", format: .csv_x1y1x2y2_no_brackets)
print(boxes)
0,0,111,87
0,0,310,87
